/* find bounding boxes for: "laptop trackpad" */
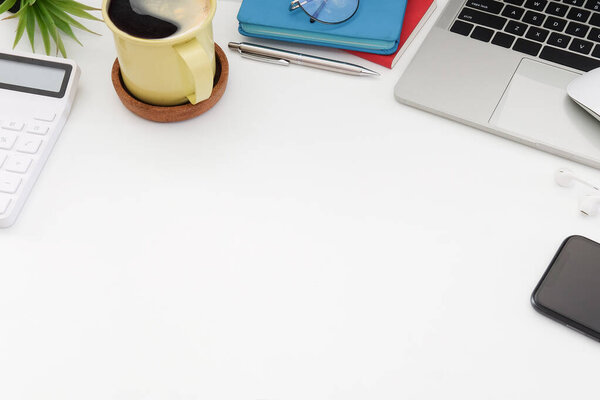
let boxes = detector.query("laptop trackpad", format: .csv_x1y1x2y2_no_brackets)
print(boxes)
490,59,600,163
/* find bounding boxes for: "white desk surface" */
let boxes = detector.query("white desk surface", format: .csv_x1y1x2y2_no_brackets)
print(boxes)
1,1,600,399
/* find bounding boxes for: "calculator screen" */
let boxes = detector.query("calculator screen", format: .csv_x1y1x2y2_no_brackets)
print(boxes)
0,53,72,98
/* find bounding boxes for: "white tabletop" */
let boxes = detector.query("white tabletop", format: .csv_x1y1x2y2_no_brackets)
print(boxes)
1,1,599,399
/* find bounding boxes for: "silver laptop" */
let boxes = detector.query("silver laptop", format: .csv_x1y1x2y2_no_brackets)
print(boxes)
395,0,600,169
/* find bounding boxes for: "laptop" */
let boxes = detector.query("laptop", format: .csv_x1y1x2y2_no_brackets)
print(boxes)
395,0,600,169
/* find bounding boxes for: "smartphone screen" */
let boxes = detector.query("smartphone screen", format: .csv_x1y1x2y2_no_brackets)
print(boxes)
532,235,600,340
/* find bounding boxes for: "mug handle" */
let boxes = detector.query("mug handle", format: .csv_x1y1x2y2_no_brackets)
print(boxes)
174,39,213,104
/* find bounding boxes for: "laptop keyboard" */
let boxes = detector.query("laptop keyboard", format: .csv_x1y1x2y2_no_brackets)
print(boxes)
451,0,600,71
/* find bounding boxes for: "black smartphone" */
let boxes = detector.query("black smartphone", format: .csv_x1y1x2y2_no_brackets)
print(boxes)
532,235,600,342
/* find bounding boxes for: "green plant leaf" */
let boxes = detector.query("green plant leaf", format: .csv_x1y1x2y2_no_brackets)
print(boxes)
32,6,51,55
37,1,66,57
44,0,99,35
53,0,101,21
12,3,27,48
4,0,101,57
0,0,18,15
54,27,66,58
53,0,100,12
52,11,82,45
25,3,36,50
2,0,27,20
35,1,56,41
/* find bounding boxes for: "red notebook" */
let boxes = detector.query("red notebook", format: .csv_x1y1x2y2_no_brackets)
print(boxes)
347,0,437,69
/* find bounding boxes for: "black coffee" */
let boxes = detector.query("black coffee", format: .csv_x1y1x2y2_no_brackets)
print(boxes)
108,0,210,40
108,0,178,39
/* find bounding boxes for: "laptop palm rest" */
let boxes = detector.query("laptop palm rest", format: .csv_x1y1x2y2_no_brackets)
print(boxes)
490,59,600,165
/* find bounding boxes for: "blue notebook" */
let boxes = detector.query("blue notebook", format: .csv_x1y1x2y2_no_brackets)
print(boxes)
237,0,408,55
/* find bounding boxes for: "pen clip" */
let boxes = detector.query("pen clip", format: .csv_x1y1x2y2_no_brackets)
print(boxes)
241,52,291,66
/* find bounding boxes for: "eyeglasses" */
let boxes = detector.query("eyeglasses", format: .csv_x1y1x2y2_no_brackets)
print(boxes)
289,0,359,24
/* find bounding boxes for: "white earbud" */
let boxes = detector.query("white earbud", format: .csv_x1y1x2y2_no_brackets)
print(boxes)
579,195,600,216
555,168,600,191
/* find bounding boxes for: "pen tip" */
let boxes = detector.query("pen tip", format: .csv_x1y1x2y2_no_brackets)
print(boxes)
361,68,379,77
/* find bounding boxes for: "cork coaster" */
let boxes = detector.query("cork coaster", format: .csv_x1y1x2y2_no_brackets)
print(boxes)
111,43,229,123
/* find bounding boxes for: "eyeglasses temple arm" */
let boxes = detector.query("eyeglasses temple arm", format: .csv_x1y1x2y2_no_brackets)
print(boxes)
311,0,327,20
290,0,316,11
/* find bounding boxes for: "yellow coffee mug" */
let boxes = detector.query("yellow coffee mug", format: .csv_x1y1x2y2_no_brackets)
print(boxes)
102,0,217,106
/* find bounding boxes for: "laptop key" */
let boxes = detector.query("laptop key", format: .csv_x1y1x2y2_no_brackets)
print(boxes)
540,44,600,70
506,20,529,35
548,31,572,46
526,26,551,40
525,0,549,11
502,4,527,18
505,0,525,4
514,37,543,54
590,12,600,25
523,10,547,25
471,26,495,41
566,21,590,36
547,1,570,15
588,26,600,40
585,0,600,11
544,16,569,29
459,7,508,29
592,43,600,56
451,20,475,35
569,37,594,52
492,31,517,47
466,0,504,14
564,0,585,5
567,7,592,21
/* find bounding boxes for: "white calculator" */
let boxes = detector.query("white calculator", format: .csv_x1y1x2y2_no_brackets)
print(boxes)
0,50,79,228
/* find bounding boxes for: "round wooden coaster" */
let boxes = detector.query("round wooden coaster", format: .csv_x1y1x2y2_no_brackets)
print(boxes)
111,43,229,123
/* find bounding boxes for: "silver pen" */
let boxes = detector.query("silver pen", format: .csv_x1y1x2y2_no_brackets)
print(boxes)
228,42,379,77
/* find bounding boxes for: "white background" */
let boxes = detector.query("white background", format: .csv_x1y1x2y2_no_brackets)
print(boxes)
1,1,600,399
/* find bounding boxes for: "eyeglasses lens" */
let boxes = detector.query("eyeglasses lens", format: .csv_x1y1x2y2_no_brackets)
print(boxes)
299,0,359,24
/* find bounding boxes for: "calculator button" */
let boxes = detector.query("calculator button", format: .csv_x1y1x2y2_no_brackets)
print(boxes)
27,124,49,135
0,197,10,214
16,136,42,154
34,112,56,122
0,132,17,150
0,172,21,194
4,155,32,174
2,120,24,132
